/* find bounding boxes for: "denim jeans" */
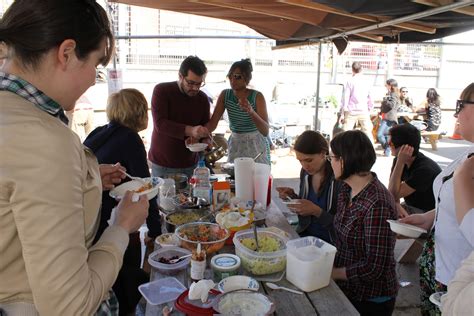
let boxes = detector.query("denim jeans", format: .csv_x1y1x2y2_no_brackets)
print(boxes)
151,162,196,179
377,119,396,149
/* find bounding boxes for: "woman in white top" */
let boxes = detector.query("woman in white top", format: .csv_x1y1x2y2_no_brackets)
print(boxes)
401,82,474,313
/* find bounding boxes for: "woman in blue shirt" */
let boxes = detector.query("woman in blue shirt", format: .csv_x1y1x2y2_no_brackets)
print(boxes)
276,130,340,243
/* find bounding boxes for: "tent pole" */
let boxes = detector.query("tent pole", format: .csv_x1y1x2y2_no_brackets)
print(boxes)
314,42,322,131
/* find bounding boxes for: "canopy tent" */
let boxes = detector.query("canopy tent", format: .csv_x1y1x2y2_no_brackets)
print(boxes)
109,0,474,53
107,0,474,129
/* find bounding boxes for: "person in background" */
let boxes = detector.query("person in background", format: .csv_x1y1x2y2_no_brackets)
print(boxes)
378,78,400,157
397,87,414,123
149,55,211,178
329,130,398,316
0,1,148,315
84,89,161,316
339,61,374,142
387,123,441,217
276,130,341,243
441,154,474,315
400,83,474,316
205,58,270,165
421,88,442,132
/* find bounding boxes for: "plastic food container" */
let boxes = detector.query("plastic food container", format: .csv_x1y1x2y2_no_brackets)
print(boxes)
286,236,337,292
210,254,241,281
233,228,288,275
148,246,191,275
138,277,186,305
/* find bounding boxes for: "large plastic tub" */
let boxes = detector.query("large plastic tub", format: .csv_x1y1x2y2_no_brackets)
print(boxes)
286,236,337,292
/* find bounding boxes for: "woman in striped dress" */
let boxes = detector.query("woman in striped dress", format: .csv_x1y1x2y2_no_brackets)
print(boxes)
206,59,271,164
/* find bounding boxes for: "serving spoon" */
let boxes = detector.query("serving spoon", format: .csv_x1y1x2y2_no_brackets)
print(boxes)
265,282,304,295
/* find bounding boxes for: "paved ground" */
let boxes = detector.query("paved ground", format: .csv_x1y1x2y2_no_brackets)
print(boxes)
270,136,471,316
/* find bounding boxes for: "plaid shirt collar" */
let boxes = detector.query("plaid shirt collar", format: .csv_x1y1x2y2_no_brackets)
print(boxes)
0,72,69,125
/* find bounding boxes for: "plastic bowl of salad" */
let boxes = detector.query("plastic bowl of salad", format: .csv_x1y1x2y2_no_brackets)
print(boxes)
175,222,230,255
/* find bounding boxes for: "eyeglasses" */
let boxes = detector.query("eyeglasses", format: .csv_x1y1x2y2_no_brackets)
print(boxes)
455,99,474,115
401,90,408,93
229,74,244,81
183,77,205,88
325,154,339,162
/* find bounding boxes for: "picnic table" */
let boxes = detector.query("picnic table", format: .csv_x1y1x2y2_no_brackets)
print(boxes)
145,199,359,315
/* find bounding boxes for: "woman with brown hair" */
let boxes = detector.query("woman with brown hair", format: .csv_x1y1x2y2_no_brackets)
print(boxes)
329,130,398,315
0,1,148,315
276,130,340,243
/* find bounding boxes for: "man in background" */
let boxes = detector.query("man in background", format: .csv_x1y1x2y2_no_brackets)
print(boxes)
339,61,374,142
148,56,211,178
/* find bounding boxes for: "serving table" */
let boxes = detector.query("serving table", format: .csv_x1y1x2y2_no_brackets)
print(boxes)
145,199,359,315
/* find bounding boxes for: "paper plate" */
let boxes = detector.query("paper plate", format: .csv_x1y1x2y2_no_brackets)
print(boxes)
429,291,446,307
109,177,163,200
387,219,427,238
186,143,208,152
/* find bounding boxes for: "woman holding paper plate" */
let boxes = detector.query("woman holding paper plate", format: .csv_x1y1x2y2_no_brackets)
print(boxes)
205,59,270,165
0,1,148,314
276,131,341,243
401,82,474,315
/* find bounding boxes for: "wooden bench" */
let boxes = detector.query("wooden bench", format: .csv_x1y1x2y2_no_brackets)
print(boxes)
421,131,443,150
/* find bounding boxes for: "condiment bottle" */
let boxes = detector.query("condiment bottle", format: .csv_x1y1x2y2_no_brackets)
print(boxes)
190,243,206,281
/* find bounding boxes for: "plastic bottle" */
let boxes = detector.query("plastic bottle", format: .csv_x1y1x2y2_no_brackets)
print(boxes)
192,160,212,204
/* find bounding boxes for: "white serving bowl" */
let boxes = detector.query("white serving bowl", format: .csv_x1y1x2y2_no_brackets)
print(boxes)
387,219,427,238
212,290,275,316
109,177,163,200
217,275,259,293
186,143,208,152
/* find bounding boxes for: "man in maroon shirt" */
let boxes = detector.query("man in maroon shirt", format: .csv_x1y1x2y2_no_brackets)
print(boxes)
149,56,211,178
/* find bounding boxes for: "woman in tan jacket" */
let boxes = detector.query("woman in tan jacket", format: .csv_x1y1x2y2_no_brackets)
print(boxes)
0,1,148,315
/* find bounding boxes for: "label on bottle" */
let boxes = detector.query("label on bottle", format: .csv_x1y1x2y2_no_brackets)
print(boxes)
190,259,206,281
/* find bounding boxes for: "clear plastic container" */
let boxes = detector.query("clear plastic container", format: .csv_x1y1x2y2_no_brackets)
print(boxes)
233,228,288,275
148,246,191,275
286,236,337,292
138,277,186,305
159,178,176,212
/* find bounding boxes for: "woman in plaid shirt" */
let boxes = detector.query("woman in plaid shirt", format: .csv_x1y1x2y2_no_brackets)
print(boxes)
329,130,399,316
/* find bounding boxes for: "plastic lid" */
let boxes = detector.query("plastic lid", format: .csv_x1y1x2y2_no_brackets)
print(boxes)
174,289,220,315
138,277,186,305
211,254,241,272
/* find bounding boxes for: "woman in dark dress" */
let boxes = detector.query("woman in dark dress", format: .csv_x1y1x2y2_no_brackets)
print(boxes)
84,88,161,316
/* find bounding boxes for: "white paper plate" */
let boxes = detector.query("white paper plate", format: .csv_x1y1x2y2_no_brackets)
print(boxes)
429,291,446,307
186,143,208,152
387,219,427,238
109,177,163,200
